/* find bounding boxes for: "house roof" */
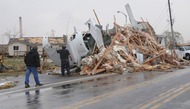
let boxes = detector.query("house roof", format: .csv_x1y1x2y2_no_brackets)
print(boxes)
156,34,166,38
9,37,64,46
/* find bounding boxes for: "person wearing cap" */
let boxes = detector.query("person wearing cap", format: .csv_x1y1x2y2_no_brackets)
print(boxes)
57,45,72,76
24,46,43,88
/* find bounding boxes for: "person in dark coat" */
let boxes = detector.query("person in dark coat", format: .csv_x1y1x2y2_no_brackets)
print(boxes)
24,46,43,88
57,45,72,76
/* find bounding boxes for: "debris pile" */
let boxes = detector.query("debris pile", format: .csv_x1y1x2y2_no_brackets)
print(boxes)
47,67,61,75
80,24,189,75
0,81,16,89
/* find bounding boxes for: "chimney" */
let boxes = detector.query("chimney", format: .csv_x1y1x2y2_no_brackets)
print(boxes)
19,16,23,37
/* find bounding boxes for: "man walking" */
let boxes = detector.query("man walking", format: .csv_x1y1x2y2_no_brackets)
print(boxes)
57,45,72,76
24,46,43,88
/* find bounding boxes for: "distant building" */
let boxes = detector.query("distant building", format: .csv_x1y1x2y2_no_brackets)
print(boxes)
156,34,167,47
8,37,64,57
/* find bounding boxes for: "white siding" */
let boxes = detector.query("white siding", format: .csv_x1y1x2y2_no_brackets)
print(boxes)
8,42,27,56
37,45,43,55
8,40,61,56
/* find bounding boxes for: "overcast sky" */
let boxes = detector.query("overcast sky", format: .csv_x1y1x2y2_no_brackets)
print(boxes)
0,0,190,41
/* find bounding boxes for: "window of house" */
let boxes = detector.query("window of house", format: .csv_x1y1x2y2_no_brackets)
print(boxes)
13,46,19,50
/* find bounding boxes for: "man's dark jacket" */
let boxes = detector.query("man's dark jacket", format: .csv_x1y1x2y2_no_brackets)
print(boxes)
57,48,70,60
24,48,40,67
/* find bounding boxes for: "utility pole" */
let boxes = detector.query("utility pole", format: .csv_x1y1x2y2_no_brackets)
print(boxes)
168,0,175,45
168,0,176,58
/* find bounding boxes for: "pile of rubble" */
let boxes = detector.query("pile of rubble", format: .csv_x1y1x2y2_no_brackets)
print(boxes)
0,81,16,89
80,24,189,75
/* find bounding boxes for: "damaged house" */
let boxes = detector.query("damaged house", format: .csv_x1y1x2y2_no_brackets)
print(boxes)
8,37,63,57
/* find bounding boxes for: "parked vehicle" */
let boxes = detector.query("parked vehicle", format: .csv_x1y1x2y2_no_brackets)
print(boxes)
175,45,190,60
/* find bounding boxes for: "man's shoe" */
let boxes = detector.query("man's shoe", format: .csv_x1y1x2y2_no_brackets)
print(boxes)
35,83,43,87
25,84,30,88
61,73,65,76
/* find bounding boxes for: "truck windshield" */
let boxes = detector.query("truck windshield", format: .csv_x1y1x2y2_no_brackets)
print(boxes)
184,46,190,50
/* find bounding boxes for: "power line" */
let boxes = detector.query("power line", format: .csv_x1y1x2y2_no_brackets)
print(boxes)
155,22,169,34
162,22,170,32
153,3,168,29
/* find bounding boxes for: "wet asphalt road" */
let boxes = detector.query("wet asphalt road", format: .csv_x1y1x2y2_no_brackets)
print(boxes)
1,67,190,109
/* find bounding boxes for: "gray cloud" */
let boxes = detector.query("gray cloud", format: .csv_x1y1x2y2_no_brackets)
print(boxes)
0,0,189,41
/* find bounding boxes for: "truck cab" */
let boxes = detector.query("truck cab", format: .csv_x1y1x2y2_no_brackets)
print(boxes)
175,45,190,60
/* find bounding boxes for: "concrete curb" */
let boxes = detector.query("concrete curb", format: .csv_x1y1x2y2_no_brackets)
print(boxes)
0,73,117,96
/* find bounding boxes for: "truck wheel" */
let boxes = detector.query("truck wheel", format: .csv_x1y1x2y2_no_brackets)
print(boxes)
186,54,190,60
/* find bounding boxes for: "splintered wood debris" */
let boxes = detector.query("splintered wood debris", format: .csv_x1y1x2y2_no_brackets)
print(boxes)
80,24,189,75
0,81,16,89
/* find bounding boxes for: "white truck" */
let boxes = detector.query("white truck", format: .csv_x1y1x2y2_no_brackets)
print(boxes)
175,45,190,60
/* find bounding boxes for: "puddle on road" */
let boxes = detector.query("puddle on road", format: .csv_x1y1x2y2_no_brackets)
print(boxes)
48,71,168,96
6,71,170,109
21,90,42,109
25,90,40,103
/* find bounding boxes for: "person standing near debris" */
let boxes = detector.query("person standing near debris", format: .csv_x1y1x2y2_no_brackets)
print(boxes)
57,45,72,76
24,46,43,88
0,53,3,73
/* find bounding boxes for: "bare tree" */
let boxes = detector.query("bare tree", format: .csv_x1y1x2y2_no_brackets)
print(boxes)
3,28,19,38
162,30,184,44
46,29,56,37
0,28,19,59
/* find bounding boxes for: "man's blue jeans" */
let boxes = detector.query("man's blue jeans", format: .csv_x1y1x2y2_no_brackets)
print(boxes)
61,59,70,75
25,67,40,85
